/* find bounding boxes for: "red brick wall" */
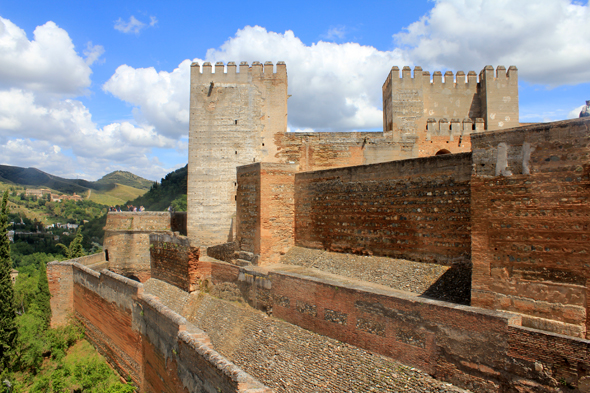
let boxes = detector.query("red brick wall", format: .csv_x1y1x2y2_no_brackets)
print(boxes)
471,118,590,338
48,261,271,392
47,262,74,327
295,153,472,265
73,265,144,385
200,259,590,392
150,233,200,292
237,163,296,265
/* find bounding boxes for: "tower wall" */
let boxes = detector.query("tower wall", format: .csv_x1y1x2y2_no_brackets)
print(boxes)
383,65,519,157
188,61,288,245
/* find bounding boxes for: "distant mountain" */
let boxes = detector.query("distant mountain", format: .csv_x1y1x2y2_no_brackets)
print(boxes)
95,171,153,190
0,165,152,195
0,165,93,194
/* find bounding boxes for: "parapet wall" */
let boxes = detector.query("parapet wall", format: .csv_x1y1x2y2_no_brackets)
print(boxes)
149,233,201,292
197,259,590,392
47,260,271,392
294,153,472,264
471,117,590,339
103,212,186,281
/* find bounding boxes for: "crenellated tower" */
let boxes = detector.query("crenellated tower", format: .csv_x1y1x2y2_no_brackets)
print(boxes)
383,65,519,156
188,61,288,245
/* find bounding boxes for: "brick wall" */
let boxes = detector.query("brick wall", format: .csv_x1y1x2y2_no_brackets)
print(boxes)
47,262,74,327
470,118,590,338
294,153,472,265
150,233,200,292
237,163,296,265
103,212,176,281
199,258,590,392
48,260,271,392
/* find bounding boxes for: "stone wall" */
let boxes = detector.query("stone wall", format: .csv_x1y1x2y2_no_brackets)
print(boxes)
471,118,590,339
382,65,518,158
294,153,472,265
103,212,181,281
149,233,200,292
188,61,288,246
198,259,590,392
48,260,271,392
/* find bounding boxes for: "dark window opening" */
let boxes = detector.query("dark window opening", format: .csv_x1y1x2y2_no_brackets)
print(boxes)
262,143,265,146
105,249,109,261
234,120,238,125
435,149,452,155
235,151,237,154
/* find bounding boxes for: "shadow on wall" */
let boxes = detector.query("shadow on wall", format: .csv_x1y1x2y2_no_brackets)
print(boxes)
420,264,472,305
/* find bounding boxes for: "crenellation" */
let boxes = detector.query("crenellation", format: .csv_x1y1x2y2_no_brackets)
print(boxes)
444,70,453,85
215,61,224,74
432,71,443,84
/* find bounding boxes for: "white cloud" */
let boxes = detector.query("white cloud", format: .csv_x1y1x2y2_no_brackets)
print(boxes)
103,60,192,138
114,15,157,34
83,41,105,66
322,26,346,40
568,105,584,119
0,17,93,95
394,0,590,86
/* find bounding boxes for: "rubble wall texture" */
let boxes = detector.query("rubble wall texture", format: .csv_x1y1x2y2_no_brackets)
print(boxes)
103,212,175,281
149,233,200,292
49,261,271,392
470,118,590,339
294,153,472,265
200,259,590,392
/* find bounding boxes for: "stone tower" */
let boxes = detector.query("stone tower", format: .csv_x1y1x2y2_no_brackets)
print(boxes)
187,61,288,245
382,65,518,156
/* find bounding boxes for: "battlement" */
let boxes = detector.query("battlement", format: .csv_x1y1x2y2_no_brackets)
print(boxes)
191,61,287,83
384,65,517,89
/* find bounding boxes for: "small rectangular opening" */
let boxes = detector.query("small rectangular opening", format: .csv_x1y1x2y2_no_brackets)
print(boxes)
234,120,238,125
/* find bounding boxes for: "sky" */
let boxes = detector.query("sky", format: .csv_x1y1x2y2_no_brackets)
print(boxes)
0,0,588,181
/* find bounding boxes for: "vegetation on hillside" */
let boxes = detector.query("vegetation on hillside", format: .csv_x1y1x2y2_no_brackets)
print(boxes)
125,165,187,211
95,171,153,190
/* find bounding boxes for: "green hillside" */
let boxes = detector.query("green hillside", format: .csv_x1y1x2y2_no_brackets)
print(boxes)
88,183,148,206
95,170,153,190
126,165,187,211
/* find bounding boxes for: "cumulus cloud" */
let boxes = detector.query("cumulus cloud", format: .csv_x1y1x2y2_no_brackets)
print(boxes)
114,15,157,34
322,26,346,40
105,26,408,133
103,60,192,138
0,17,94,95
395,0,590,85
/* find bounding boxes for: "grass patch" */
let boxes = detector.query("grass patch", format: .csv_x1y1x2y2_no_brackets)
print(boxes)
89,184,147,206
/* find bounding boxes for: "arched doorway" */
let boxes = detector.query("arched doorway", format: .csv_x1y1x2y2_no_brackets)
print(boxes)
435,149,451,155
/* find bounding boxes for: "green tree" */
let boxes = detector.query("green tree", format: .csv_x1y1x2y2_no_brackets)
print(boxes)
0,190,18,371
56,230,85,260
36,261,51,329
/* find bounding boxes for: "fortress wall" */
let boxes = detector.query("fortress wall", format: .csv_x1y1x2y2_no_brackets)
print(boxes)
49,260,271,392
72,264,144,385
479,66,519,131
47,253,106,326
149,233,200,292
276,132,416,171
103,212,179,282
470,118,590,339
294,153,472,265
199,259,590,391
236,163,296,265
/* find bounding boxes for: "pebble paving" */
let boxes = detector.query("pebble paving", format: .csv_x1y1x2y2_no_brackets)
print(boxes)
144,278,470,393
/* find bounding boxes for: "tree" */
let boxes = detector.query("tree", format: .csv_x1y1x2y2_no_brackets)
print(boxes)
57,230,85,259
36,261,51,329
0,190,18,370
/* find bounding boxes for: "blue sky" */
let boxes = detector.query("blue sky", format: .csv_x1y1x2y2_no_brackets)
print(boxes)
0,0,588,181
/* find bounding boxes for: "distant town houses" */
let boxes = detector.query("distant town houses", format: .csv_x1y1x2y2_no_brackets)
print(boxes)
21,188,83,202
7,230,14,242
10,269,18,285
